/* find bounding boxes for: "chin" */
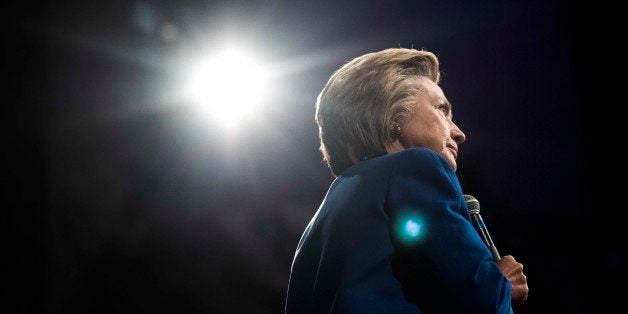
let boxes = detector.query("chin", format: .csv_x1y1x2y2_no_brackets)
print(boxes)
446,158,457,172
449,163,457,172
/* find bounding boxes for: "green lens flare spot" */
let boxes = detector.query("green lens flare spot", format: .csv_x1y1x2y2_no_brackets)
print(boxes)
404,220,421,237
394,212,425,246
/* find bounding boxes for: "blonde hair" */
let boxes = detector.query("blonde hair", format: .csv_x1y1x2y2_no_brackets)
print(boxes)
315,48,440,176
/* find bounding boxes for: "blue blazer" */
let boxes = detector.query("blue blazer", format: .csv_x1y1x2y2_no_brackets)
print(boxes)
286,148,512,313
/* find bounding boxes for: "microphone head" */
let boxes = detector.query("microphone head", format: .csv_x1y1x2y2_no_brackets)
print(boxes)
463,194,480,215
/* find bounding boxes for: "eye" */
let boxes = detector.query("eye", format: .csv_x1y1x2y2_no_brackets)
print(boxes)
437,103,449,113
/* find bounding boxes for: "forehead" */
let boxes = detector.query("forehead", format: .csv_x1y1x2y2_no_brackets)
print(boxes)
413,76,447,102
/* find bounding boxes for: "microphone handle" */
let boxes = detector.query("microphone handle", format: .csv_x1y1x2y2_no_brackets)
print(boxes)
470,213,501,261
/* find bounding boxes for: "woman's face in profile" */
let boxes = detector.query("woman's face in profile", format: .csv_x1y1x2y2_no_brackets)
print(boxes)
387,77,466,171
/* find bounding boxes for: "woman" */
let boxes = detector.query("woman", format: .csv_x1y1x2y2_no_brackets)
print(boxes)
286,48,528,313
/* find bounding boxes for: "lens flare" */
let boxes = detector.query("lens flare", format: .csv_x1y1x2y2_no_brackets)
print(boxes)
185,49,269,126
394,212,425,246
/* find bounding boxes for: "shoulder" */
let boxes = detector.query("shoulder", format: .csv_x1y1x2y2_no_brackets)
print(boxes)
336,148,461,194
387,148,454,178
386,148,463,199
341,147,445,175
388,147,445,165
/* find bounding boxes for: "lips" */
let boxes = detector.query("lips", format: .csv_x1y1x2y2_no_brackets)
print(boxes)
447,145,458,159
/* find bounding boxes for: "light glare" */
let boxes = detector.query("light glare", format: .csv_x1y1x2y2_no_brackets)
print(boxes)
186,49,268,126
394,212,425,246
405,220,421,237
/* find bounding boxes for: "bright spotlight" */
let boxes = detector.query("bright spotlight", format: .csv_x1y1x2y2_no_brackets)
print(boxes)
185,49,269,126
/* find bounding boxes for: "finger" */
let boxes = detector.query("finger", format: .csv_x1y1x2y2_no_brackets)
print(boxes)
505,263,524,276
500,255,515,263
512,274,527,285
514,284,529,301
512,286,529,304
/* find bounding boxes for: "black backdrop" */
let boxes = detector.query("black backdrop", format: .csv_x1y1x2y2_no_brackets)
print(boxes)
6,1,619,313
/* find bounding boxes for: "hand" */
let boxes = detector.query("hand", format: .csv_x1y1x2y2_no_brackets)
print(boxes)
496,255,529,305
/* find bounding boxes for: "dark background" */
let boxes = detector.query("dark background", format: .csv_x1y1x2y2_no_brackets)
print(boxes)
6,0,618,313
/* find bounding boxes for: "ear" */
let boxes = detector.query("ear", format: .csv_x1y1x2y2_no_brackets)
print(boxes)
386,119,405,154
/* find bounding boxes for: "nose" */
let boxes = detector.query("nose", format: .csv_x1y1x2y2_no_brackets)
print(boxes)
451,121,466,144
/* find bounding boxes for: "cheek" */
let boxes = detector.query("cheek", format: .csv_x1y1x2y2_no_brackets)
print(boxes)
434,119,450,143
405,112,450,148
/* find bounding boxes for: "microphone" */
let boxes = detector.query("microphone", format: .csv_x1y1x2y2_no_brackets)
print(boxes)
463,194,501,261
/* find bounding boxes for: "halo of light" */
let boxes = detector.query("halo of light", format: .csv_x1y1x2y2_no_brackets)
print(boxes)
185,49,269,126
404,220,421,237
394,212,425,246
